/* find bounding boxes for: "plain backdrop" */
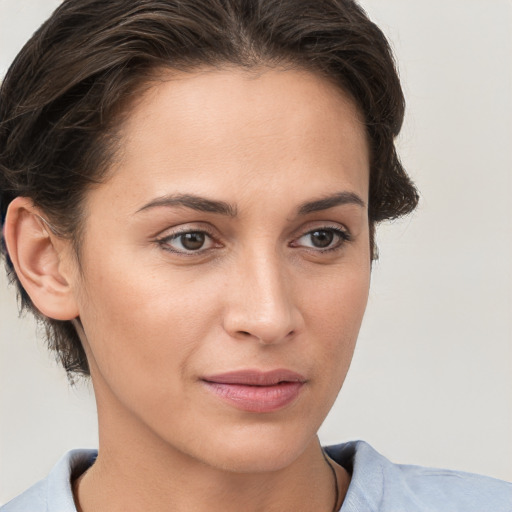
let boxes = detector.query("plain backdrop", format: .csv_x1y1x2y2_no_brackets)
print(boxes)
1,0,511,504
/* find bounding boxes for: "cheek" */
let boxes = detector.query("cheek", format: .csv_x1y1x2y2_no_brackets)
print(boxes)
303,261,370,378
305,257,370,331
76,255,225,396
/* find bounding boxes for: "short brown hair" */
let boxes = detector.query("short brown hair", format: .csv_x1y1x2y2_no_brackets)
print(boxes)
0,0,418,378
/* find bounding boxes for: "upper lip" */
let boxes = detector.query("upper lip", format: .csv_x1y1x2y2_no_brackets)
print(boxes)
202,369,307,386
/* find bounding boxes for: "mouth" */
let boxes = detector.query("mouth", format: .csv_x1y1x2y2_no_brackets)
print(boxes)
201,369,306,413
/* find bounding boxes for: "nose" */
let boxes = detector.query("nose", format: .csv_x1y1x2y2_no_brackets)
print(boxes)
222,250,303,345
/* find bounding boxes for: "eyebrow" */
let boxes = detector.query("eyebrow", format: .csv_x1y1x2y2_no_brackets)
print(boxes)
136,191,365,217
297,192,366,215
136,194,237,217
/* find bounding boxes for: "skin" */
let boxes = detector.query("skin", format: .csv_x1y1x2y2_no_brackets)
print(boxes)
6,66,371,511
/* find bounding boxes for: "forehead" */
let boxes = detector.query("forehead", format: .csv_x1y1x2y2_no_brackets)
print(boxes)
92,66,370,214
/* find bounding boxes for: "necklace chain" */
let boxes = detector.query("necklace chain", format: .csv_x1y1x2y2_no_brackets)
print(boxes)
321,449,340,512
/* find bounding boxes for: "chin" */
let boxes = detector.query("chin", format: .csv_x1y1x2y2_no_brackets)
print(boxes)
182,422,320,474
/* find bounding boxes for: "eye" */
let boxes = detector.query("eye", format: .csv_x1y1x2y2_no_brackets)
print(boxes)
293,227,350,251
157,230,216,254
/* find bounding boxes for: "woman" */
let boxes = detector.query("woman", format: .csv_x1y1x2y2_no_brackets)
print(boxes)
0,0,510,510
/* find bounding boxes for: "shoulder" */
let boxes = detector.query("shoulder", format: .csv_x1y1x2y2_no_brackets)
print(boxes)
0,449,97,512
0,480,47,512
325,440,512,512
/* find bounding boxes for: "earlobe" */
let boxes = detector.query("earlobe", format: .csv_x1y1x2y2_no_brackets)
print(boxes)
4,197,80,320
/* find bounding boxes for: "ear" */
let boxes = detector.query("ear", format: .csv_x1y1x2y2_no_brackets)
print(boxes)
4,197,80,320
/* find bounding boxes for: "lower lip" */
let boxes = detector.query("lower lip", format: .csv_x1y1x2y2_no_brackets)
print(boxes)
202,381,304,413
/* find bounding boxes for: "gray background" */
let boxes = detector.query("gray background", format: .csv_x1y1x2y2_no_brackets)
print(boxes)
1,0,511,504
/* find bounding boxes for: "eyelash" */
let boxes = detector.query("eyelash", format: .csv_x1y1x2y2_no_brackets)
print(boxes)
155,227,219,256
155,226,351,255
292,226,352,253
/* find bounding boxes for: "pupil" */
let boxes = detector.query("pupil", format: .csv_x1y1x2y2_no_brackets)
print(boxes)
311,230,333,248
181,232,205,250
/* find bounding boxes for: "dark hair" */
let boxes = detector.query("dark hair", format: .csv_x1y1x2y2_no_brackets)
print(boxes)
0,0,418,378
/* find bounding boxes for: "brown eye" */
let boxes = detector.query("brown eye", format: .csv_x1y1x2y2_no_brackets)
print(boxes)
180,232,206,251
293,227,350,252
310,230,334,248
158,230,216,254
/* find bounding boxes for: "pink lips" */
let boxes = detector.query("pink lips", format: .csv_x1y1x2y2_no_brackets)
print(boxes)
202,369,306,413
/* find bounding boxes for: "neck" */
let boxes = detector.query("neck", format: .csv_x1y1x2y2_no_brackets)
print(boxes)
75,433,346,512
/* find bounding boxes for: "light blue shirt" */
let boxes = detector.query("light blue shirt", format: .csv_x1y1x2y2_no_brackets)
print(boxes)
2,441,511,511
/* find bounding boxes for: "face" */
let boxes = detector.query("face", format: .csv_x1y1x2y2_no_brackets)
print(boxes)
68,66,371,472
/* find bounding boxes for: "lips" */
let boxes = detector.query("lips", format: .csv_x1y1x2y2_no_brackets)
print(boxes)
201,369,306,413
